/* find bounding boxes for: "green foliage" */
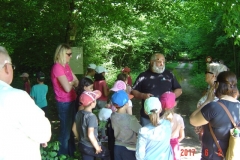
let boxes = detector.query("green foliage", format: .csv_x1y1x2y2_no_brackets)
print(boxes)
40,141,80,160
166,62,179,71
189,73,206,91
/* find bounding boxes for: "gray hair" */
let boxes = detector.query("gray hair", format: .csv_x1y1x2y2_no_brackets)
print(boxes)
0,46,11,68
207,62,228,76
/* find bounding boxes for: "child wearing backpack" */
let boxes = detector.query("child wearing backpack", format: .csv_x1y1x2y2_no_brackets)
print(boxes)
72,90,110,160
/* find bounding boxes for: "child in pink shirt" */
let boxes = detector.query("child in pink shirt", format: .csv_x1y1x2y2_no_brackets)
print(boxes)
160,92,185,160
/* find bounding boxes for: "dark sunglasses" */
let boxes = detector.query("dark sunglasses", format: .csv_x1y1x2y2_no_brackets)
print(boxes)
66,53,72,57
205,71,214,74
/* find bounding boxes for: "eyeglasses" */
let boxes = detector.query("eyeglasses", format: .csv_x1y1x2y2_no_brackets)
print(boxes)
2,61,16,70
66,53,72,57
205,71,213,74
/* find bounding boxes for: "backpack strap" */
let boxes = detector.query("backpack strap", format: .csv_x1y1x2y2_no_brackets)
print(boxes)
218,102,236,127
209,123,224,158
208,101,237,158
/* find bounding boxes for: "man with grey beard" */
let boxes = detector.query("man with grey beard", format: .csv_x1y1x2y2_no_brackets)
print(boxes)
132,53,182,126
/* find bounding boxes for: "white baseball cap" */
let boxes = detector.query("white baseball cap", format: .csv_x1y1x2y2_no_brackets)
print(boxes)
95,66,107,73
144,97,162,115
20,73,29,78
88,64,96,70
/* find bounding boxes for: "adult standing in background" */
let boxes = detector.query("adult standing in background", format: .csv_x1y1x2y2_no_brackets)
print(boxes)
131,53,182,126
194,62,228,142
51,43,79,156
0,46,51,160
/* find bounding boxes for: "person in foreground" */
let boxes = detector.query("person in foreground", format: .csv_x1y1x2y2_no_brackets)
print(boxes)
136,97,173,160
0,46,51,160
190,71,240,160
72,90,110,160
132,53,182,126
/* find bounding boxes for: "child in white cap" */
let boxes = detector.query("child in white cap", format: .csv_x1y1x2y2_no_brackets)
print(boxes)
136,97,173,160
72,90,110,160
85,63,96,81
161,92,185,160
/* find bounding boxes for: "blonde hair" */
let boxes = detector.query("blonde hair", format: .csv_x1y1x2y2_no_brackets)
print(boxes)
207,62,228,77
149,110,159,126
162,108,175,122
53,43,71,64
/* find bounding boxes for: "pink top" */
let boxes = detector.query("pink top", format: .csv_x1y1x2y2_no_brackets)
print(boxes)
93,80,108,101
51,63,76,102
127,75,132,86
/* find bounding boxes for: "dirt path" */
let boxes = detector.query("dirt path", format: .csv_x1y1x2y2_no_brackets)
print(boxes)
176,63,202,159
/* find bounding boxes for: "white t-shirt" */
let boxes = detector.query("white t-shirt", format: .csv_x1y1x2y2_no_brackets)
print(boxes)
171,113,185,139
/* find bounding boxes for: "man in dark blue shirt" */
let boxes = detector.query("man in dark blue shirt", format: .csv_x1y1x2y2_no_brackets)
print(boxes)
132,53,182,126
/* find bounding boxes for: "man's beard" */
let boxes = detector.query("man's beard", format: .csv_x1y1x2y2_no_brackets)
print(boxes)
152,62,165,74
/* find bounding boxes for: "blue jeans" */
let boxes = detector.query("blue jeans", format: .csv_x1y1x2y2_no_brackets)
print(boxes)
114,145,136,160
140,116,151,126
56,101,76,156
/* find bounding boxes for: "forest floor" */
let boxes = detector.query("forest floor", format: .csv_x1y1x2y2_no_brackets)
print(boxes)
132,63,202,160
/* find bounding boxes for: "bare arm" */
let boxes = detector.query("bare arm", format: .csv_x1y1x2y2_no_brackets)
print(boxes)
88,128,102,154
178,128,185,142
103,84,109,97
173,88,182,98
131,90,153,100
57,75,78,92
71,73,79,87
190,87,215,126
72,122,79,140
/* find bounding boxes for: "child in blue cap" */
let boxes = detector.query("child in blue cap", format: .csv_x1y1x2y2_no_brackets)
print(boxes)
110,90,141,160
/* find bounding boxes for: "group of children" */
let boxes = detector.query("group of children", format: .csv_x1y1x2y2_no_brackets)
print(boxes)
72,63,185,160
21,64,185,160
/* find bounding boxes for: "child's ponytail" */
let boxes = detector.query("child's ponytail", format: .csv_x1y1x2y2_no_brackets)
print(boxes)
149,109,159,126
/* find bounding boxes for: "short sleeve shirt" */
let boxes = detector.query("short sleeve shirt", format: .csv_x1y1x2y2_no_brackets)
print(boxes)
132,69,181,118
51,63,76,102
30,84,48,108
93,80,108,101
171,113,185,139
75,110,100,147
201,99,240,160
111,112,142,148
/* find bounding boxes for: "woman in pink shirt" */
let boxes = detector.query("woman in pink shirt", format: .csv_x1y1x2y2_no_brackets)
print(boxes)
51,43,79,156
